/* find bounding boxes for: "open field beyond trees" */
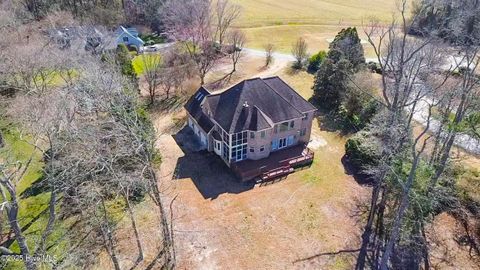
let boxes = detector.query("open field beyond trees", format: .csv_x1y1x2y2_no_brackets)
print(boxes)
233,0,403,56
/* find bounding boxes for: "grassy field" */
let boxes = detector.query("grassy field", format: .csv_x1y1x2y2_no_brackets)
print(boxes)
132,53,161,76
233,0,402,56
233,0,400,27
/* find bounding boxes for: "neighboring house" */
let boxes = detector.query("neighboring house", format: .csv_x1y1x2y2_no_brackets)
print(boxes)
46,25,145,52
46,26,114,52
185,77,317,181
45,26,116,53
116,26,144,51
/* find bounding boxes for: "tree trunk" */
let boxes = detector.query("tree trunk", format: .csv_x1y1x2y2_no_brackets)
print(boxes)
123,192,144,261
379,154,422,270
355,183,382,270
148,168,175,269
101,198,121,270
430,92,467,188
3,183,37,270
34,189,56,257
0,130,4,148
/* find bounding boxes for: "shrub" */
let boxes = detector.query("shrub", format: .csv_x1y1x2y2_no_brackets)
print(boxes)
116,44,136,78
367,61,382,74
139,33,165,45
345,131,381,171
307,50,327,73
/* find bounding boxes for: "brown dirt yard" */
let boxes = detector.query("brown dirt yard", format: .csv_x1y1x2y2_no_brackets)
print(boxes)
152,55,371,269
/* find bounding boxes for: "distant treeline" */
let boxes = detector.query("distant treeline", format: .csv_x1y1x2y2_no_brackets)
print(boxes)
409,0,480,45
22,0,165,30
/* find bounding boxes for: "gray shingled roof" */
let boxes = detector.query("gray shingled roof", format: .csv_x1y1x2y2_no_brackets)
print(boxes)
263,77,317,112
184,87,214,132
185,77,316,134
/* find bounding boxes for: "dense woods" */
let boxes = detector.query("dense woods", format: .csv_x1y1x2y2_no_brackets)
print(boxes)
410,0,480,45
0,1,174,269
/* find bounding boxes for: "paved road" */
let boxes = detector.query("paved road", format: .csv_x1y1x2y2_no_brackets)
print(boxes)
243,48,380,63
409,97,480,155
242,48,296,61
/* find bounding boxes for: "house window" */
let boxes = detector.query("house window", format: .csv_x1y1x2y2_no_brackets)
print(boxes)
260,145,265,152
123,36,129,42
223,142,229,160
231,131,248,162
279,138,287,149
260,131,266,138
249,147,254,153
271,140,279,151
232,131,247,146
287,135,294,146
290,121,295,128
231,145,247,162
222,130,229,143
250,132,255,139
279,122,289,132
300,128,307,136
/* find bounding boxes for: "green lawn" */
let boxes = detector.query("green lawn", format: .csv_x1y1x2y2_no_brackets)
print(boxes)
1,117,128,269
0,120,78,269
132,54,162,76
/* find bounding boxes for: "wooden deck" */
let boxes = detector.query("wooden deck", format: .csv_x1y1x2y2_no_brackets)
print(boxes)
231,145,314,182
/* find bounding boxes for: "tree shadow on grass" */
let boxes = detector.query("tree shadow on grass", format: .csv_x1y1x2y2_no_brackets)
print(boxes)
20,175,47,199
205,72,235,91
341,155,373,186
147,96,185,115
307,95,362,135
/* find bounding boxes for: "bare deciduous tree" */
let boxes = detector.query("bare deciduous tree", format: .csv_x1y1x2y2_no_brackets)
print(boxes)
228,29,245,73
0,151,38,270
291,37,308,69
354,1,455,269
163,0,216,84
163,0,241,85
264,43,275,67
140,53,163,104
214,0,241,46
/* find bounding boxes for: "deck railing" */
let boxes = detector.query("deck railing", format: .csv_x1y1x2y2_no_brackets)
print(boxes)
232,146,314,181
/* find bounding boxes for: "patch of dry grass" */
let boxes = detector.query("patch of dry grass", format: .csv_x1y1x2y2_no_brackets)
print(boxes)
232,0,400,28
233,0,403,57
241,24,379,57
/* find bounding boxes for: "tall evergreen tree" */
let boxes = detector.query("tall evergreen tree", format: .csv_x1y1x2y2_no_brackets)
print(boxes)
329,27,365,69
312,56,353,109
